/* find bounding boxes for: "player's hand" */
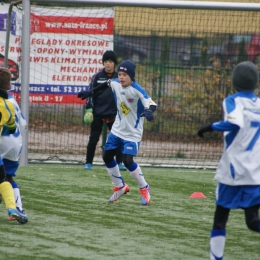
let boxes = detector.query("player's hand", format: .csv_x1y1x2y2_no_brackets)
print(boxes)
140,109,153,121
197,124,213,137
77,90,92,100
107,79,112,87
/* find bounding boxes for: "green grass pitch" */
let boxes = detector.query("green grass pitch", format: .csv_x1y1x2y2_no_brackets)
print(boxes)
0,164,259,260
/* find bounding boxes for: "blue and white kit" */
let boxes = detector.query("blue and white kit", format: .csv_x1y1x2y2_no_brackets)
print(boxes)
213,91,260,185
109,78,157,143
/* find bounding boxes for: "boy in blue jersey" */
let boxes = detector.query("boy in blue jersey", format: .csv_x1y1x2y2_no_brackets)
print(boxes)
198,61,260,260
78,60,157,205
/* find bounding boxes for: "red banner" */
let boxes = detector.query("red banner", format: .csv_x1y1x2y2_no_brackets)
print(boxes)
30,14,114,35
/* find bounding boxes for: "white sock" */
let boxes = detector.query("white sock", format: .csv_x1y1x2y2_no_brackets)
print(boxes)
13,187,23,211
210,230,226,260
129,165,147,188
106,164,124,188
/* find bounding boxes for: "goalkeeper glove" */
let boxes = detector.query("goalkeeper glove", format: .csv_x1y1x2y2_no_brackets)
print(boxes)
140,109,153,121
197,124,213,137
84,108,93,124
77,90,92,100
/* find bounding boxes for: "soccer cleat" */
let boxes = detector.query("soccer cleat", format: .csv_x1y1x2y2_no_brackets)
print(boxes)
84,163,92,170
108,183,130,203
8,208,28,224
140,184,151,206
8,208,27,222
118,163,127,171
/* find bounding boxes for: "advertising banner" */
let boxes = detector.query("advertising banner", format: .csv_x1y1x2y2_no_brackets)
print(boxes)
0,4,114,104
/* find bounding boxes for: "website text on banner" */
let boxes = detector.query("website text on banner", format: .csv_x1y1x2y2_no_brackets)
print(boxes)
0,5,114,105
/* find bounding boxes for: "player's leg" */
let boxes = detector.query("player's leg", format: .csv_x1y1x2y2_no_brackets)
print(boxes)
0,164,16,210
4,159,25,214
85,116,103,169
244,205,260,232
0,160,28,224
103,133,129,202
210,183,239,260
241,186,260,232
115,148,126,170
106,121,126,171
210,205,230,260
122,142,150,206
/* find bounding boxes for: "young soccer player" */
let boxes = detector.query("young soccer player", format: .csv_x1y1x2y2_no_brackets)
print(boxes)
83,50,126,171
198,61,260,260
78,60,157,205
0,67,28,224
0,88,28,221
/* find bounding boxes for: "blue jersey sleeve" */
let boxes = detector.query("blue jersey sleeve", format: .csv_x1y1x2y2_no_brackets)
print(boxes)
212,121,240,131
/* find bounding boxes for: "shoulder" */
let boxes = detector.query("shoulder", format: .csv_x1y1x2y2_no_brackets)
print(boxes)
8,94,18,104
3,98,15,113
225,91,258,103
92,69,106,79
112,78,120,83
110,78,120,89
93,70,103,79
131,81,150,97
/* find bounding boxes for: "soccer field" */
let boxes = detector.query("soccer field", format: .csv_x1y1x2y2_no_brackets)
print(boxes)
0,164,259,260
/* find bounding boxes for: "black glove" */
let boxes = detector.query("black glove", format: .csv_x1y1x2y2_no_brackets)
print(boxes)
140,109,153,121
77,90,92,100
197,124,213,137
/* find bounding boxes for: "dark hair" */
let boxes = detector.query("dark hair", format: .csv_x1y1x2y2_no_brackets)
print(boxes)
0,67,11,89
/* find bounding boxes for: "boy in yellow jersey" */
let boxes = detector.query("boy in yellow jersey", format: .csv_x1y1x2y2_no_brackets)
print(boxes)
0,67,28,224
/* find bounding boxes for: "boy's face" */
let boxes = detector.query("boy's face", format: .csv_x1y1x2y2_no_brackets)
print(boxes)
103,60,115,73
118,71,132,87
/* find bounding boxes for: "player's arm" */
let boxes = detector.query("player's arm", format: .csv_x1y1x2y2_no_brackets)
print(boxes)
140,99,158,121
197,121,239,137
85,76,95,109
1,100,16,134
77,79,111,100
147,99,157,112
198,96,241,137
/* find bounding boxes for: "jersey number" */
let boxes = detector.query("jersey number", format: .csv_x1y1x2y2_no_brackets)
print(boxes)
246,121,260,151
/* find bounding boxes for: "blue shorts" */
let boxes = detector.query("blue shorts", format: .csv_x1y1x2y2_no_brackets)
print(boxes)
216,182,260,209
104,132,140,156
3,159,18,176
